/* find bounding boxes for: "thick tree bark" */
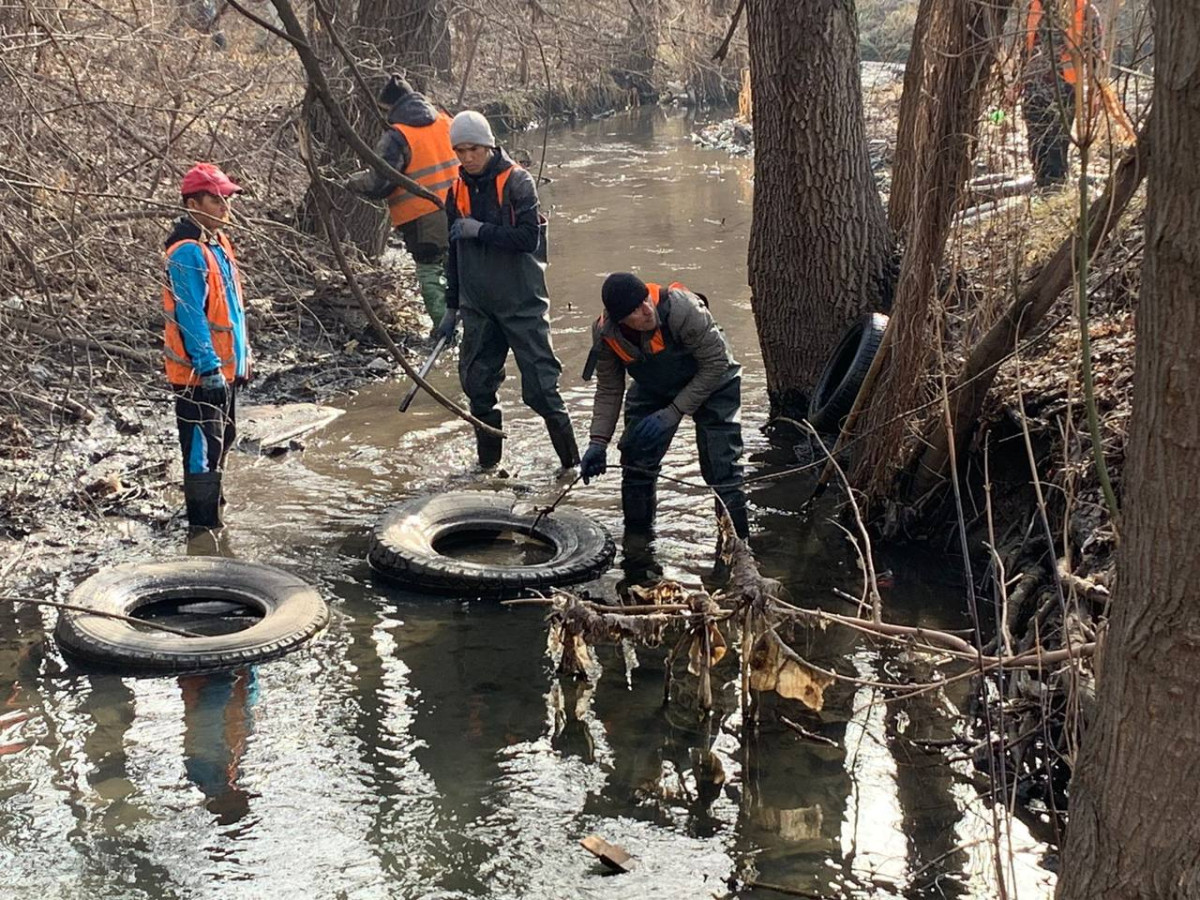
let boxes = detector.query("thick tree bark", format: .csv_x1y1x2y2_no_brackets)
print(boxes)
1055,2,1200,896
301,0,445,255
745,0,893,420
850,0,1011,500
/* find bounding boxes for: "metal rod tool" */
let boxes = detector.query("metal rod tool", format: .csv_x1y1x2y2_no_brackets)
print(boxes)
397,334,449,412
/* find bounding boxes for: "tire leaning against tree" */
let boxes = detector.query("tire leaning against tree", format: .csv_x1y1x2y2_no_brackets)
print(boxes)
807,312,890,433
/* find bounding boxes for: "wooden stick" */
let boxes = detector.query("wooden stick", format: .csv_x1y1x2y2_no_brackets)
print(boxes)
3,312,155,366
0,595,202,638
712,0,746,63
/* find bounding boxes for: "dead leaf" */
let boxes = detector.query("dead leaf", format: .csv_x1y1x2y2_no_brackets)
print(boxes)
627,580,689,605
687,622,727,676
748,631,833,711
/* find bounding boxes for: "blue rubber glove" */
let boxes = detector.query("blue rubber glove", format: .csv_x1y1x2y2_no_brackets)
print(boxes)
434,308,460,341
198,371,227,391
449,217,483,241
579,441,608,484
629,405,682,451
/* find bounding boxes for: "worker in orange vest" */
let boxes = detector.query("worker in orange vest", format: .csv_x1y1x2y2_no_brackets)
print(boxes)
163,163,252,533
348,74,459,332
579,273,748,539
1020,0,1102,186
441,110,579,472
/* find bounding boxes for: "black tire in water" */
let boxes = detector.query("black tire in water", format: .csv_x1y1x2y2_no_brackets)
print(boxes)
368,491,615,597
56,558,329,672
807,312,889,433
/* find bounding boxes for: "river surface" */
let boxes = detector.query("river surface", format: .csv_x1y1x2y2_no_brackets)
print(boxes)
0,110,1055,898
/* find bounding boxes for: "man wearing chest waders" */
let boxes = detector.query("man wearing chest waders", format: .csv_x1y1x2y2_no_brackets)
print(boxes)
162,163,252,533
579,273,749,539
437,109,580,471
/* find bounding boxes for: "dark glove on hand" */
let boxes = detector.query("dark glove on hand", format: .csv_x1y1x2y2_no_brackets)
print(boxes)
449,217,483,241
434,308,460,341
579,441,608,484
629,405,682,451
199,371,227,391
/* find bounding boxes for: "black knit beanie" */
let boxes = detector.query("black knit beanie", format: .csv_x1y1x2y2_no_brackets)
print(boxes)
601,273,648,321
378,73,413,106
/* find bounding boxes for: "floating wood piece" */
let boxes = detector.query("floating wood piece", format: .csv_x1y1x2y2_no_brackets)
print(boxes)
236,403,345,454
579,834,632,873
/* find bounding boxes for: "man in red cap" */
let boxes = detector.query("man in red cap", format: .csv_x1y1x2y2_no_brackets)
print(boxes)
163,162,252,533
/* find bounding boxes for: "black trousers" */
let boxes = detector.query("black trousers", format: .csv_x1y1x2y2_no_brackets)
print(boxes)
175,384,237,475
1022,76,1076,187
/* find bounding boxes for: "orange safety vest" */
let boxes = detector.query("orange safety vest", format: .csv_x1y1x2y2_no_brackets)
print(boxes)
600,282,686,364
452,166,515,221
386,113,460,226
1026,0,1091,85
162,233,242,387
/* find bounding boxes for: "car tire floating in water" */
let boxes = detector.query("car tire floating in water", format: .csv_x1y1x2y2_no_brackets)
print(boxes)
55,558,329,672
368,491,615,597
807,312,889,434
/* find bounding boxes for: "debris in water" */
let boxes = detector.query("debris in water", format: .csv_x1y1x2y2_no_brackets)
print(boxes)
579,834,632,873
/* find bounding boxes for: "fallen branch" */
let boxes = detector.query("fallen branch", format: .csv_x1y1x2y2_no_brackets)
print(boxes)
0,595,202,638
233,0,441,206
4,313,155,367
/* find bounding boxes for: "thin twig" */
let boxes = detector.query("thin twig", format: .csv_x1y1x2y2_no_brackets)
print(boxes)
0,595,203,638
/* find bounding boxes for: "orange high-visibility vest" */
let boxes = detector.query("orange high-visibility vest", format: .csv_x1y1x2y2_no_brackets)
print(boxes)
1026,0,1092,85
386,113,459,226
600,282,687,364
162,234,241,386
453,166,514,221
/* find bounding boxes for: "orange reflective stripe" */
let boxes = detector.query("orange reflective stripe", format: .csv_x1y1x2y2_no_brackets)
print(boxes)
603,335,635,364
642,284,666,354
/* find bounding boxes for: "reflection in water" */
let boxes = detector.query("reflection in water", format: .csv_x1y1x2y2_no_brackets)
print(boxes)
179,668,257,827
0,109,1052,898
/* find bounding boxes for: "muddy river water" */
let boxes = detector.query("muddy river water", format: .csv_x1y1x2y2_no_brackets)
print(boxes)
0,110,1055,898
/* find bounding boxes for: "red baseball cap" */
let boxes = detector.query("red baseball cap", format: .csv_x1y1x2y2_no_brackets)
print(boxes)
180,163,243,198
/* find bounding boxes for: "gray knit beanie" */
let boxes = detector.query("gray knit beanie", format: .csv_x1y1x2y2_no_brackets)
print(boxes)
449,110,496,148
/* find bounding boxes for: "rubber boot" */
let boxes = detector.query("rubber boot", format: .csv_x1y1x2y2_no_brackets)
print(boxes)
622,482,657,533
475,410,503,469
546,417,580,469
415,261,448,326
184,471,224,532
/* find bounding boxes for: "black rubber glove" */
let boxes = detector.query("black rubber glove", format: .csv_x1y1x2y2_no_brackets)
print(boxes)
580,441,608,484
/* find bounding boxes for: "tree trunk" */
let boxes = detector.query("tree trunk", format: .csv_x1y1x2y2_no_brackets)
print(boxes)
745,0,893,421
1055,3,1200,896
615,0,662,102
300,0,444,255
850,0,1011,501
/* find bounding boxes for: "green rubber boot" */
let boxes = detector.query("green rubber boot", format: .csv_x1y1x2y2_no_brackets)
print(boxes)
415,261,448,326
